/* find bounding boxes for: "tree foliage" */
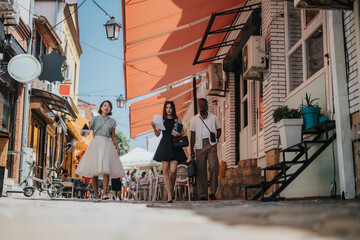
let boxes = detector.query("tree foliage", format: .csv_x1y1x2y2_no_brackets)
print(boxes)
115,131,130,155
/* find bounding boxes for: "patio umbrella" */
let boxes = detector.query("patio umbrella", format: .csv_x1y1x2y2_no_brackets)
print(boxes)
120,148,161,170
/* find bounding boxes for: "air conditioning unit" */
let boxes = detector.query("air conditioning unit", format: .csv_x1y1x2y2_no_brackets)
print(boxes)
294,0,353,10
0,0,19,26
242,36,266,79
206,63,226,97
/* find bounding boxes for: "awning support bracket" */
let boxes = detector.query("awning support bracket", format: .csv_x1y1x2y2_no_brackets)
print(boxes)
202,40,235,51
193,2,261,65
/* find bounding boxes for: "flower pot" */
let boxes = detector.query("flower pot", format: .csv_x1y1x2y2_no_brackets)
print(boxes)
300,107,320,130
276,118,303,149
319,116,329,123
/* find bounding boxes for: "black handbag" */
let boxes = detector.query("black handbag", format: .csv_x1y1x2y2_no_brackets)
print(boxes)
187,158,197,177
173,136,189,147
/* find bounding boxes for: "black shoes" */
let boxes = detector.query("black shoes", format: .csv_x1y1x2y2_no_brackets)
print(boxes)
209,194,216,200
199,194,216,201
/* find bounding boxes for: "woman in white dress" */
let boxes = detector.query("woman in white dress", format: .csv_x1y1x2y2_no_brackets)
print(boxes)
75,100,124,200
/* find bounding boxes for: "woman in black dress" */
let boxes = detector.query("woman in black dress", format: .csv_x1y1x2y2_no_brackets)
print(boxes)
151,101,187,203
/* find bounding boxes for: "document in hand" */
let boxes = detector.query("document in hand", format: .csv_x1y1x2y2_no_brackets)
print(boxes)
153,115,165,130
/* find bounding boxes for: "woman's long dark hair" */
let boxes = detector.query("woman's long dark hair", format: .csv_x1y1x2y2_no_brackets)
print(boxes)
98,100,113,116
162,101,177,120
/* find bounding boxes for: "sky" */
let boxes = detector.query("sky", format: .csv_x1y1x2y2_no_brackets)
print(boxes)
77,0,149,150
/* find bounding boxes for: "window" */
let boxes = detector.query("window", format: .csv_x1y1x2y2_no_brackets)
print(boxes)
259,83,263,131
251,81,264,136
306,26,324,78
46,135,54,166
285,4,326,94
34,31,47,59
73,62,77,94
0,83,12,132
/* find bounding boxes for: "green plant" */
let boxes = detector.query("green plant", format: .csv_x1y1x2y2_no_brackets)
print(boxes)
273,106,301,123
300,93,319,108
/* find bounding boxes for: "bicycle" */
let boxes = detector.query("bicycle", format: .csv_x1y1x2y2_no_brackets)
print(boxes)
19,161,64,198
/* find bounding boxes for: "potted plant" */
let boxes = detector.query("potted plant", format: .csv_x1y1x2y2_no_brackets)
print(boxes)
300,93,320,130
273,106,303,149
318,109,329,123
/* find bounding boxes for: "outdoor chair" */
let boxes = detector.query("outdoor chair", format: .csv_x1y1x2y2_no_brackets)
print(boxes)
61,178,75,198
71,179,86,199
137,178,151,200
152,167,165,201
174,164,191,201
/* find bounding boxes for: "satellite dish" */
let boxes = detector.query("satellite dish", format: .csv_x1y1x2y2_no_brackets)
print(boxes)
7,54,42,83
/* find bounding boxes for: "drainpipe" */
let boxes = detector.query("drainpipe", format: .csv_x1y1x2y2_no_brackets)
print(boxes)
19,0,35,182
193,77,197,115
54,0,59,26
328,11,356,199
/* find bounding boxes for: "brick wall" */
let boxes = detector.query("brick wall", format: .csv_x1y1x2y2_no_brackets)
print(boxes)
343,11,359,114
12,84,25,181
262,0,287,153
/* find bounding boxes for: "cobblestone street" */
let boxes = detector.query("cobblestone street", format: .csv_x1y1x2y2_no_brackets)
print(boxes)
0,197,359,240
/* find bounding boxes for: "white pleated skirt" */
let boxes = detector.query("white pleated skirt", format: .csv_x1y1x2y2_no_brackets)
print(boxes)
75,136,125,178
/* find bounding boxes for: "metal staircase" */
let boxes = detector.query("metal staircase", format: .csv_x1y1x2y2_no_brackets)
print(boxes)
245,120,336,201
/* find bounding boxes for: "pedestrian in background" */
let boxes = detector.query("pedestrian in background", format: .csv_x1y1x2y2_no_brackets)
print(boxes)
124,171,131,199
151,101,187,203
190,98,221,201
111,177,122,200
75,100,124,201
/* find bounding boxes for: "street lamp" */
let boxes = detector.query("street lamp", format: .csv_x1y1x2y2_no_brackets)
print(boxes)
116,94,125,108
104,16,122,41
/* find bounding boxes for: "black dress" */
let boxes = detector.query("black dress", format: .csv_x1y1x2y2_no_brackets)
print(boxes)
153,118,187,163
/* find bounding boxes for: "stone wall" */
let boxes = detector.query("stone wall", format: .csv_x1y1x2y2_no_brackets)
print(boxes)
216,158,263,199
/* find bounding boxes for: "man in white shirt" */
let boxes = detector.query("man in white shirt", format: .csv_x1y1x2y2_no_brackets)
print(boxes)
190,98,221,200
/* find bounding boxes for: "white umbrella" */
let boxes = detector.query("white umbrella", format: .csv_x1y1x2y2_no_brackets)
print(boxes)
120,148,161,170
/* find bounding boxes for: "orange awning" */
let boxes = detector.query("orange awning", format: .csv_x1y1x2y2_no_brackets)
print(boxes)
122,0,246,100
129,78,201,138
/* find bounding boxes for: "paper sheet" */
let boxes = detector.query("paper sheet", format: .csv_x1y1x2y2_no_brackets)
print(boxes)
153,115,165,130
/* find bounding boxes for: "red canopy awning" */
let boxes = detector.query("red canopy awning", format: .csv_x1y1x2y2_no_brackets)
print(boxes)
122,0,246,100
129,78,201,138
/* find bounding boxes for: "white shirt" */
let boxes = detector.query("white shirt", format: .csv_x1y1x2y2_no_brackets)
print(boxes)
190,113,221,149
201,117,210,139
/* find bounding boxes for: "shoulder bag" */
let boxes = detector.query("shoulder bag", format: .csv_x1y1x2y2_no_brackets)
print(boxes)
187,157,197,177
199,116,216,143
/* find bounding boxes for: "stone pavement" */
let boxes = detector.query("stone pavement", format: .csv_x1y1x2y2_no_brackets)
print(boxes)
0,197,359,240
